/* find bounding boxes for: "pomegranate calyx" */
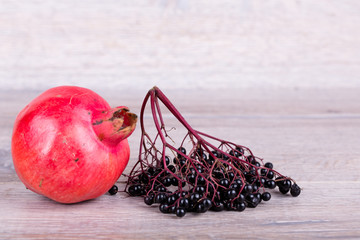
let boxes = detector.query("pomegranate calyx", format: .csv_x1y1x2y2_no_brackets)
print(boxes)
92,107,137,146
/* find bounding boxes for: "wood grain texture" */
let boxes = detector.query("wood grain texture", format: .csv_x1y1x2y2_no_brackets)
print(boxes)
1,0,360,239
0,181,359,239
0,0,359,91
1,88,360,239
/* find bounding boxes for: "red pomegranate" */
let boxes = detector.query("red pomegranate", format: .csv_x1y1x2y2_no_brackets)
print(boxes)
11,86,137,203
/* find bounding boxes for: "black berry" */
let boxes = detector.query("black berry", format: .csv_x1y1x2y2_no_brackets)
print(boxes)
108,185,118,195
261,192,271,201
264,162,273,169
176,208,186,217
290,183,301,197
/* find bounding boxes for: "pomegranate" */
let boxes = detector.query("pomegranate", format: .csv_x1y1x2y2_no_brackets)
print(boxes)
11,86,137,203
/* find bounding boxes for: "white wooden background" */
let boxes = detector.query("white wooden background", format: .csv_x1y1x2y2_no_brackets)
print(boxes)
1,1,360,239
0,0,359,91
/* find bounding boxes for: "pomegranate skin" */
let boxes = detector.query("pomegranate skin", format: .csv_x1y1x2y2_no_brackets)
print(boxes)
11,86,137,203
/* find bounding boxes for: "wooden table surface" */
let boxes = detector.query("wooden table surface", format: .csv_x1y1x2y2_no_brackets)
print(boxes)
1,87,360,239
1,1,360,239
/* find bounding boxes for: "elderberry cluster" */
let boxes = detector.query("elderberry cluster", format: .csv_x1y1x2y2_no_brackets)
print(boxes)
123,145,301,217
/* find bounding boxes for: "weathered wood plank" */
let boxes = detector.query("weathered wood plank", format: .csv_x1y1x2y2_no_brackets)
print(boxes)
1,0,360,237
0,181,359,239
0,0,360,91
1,88,360,239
